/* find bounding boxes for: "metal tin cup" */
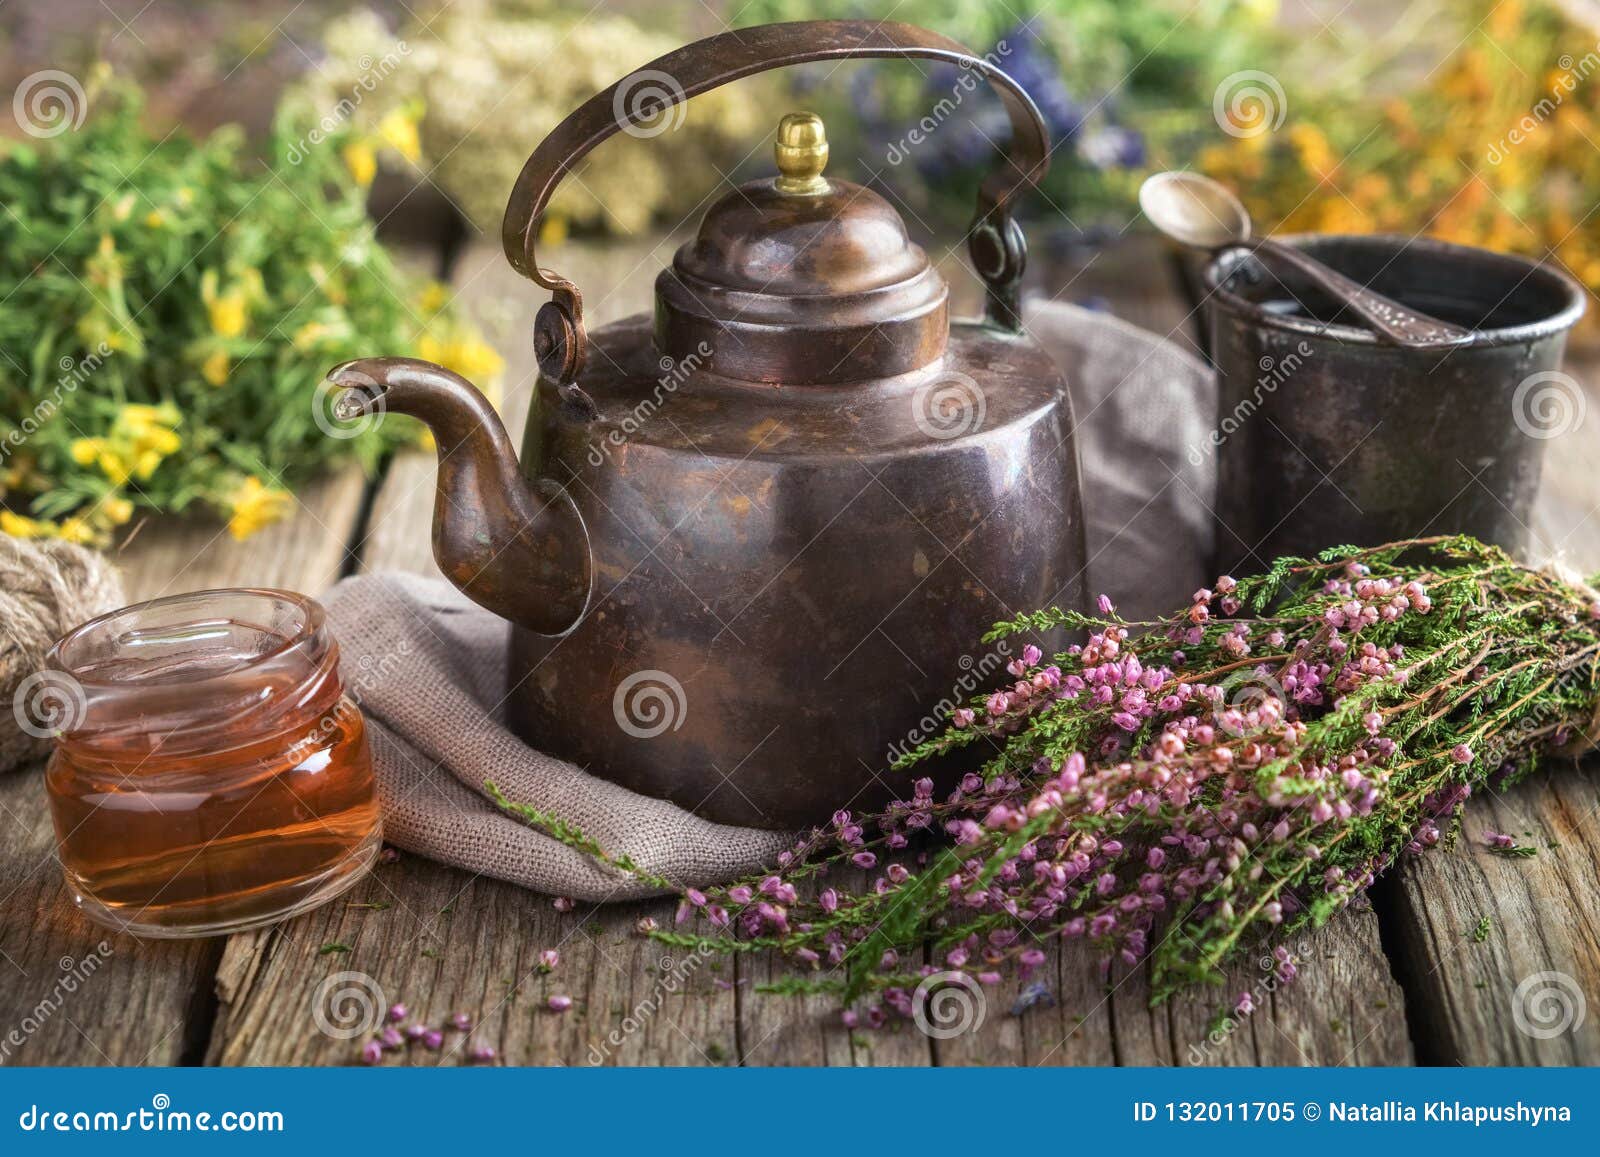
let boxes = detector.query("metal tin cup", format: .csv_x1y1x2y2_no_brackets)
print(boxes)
1201,234,1585,572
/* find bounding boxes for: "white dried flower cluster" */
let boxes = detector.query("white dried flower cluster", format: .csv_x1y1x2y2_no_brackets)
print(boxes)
297,3,766,234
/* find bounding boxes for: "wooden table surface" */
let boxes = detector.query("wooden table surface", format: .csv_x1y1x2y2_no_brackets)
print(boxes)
3,232,1598,1068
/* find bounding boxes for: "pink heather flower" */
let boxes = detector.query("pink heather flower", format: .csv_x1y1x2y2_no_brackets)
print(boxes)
552,896,575,913
1096,594,1115,615
1022,643,1043,666
1236,992,1255,1016
952,707,976,728
635,916,659,935
851,852,877,869
422,1030,444,1050
986,691,1010,716
1451,744,1473,764
977,971,1002,985
449,1012,471,1032
1484,831,1515,850
538,949,560,971
361,1039,384,1065
547,995,573,1013
468,1045,497,1063
379,1027,404,1050
404,1023,428,1042
1363,711,1382,736
387,1003,407,1023
1216,575,1237,594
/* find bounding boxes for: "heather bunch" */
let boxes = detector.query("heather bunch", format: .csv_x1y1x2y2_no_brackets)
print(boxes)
495,536,1600,1018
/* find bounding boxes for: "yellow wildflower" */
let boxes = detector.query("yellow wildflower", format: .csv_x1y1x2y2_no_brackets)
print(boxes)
111,192,135,222
144,209,166,229
1289,123,1336,178
176,186,194,209
293,321,329,351
70,438,102,467
201,269,248,338
539,213,569,248
102,495,134,525
418,282,450,314
0,510,47,538
208,290,246,338
202,349,230,386
57,517,94,544
343,141,377,187
377,109,422,164
417,332,505,388
227,476,292,540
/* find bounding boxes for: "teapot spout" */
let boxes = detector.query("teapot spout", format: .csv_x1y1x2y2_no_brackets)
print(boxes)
326,357,590,635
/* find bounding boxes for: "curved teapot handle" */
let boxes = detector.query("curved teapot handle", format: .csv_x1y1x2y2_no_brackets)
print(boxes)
502,19,1052,384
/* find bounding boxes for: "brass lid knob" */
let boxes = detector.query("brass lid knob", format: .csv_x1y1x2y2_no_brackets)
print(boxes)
774,112,829,195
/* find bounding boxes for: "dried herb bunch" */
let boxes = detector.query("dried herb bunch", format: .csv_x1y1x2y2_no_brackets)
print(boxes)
495,536,1600,1016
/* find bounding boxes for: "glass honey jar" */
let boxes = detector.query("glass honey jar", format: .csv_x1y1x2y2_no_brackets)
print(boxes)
40,588,381,938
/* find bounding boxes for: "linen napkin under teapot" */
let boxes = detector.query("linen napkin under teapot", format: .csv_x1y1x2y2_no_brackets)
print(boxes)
325,300,1216,900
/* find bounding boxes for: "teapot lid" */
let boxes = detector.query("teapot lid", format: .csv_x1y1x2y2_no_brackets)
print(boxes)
654,113,949,385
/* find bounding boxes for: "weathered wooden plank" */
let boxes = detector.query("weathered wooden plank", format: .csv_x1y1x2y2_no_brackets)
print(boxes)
114,468,367,603
1388,767,1600,1064
0,466,368,1066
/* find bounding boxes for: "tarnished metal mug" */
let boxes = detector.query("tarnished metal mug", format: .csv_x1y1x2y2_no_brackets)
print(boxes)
1202,234,1585,572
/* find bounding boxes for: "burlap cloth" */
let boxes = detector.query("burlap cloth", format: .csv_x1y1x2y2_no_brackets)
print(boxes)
326,300,1216,900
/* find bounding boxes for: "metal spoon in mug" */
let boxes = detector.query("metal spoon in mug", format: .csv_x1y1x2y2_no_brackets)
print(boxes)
1139,171,1473,349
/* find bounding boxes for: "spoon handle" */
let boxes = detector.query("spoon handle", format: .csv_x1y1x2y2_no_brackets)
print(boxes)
1245,238,1474,349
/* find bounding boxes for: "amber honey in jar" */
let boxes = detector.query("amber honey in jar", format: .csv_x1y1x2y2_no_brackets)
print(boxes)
40,588,381,938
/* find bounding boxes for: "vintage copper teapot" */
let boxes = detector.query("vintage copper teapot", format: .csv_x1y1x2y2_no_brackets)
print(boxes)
328,20,1086,829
